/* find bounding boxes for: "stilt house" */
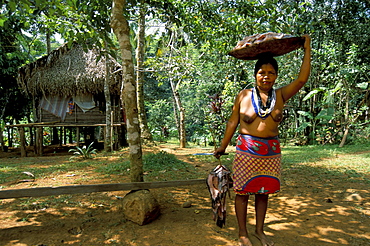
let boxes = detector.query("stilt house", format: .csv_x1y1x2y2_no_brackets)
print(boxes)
13,42,126,156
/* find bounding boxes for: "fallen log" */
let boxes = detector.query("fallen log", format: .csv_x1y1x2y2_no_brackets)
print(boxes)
0,179,205,199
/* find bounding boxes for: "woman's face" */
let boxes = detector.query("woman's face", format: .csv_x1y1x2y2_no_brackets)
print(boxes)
255,63,277,92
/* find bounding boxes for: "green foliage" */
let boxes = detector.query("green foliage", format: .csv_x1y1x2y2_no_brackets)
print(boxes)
205,94,227,147
146,99,174,141
2,0,370,147
351,125,370,145
0,9,32,124
68,142,97,160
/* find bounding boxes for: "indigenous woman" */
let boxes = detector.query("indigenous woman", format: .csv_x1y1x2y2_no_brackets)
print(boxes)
214,35,311,246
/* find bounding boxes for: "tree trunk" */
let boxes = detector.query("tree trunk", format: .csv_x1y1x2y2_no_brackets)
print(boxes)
339,86,350,147
46,30,51,54
170,79,186,148
136,1,153,141
172,98,180,139
111,0,143,182
178,101,186,148
104,43,112,152
0,126,4,151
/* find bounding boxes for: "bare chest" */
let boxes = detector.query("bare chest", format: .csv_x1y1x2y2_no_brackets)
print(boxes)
240,90,284,123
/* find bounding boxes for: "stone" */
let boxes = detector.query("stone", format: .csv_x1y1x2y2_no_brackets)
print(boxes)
344,193,363,202
122,189,160,225
182,201,192,208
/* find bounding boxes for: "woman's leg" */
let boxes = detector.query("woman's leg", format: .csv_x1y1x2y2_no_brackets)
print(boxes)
255,194,274,246
235,194,253,246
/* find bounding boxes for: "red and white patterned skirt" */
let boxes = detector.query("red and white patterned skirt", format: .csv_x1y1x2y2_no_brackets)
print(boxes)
232,134,281,195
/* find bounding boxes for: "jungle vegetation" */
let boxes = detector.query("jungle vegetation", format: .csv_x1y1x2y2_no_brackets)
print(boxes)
1,0,369,150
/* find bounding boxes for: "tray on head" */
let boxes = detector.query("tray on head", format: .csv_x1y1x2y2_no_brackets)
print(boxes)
228,32,305,60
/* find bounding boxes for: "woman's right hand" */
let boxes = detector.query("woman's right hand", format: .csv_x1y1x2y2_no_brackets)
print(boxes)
213,147,226,159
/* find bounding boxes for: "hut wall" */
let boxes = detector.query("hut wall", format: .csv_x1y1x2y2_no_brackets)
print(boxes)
40,106,105,124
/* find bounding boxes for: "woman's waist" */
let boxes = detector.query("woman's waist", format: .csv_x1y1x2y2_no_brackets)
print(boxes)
235,134,281,156
237,133,279,141
238,129,279,140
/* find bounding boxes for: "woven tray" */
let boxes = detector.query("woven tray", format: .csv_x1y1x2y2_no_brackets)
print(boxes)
228,32,305,60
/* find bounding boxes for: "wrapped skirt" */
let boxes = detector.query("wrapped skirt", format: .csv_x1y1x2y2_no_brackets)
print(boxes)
233,134,281,195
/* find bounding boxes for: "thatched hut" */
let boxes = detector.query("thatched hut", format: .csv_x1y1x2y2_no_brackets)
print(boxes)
11,42,126,156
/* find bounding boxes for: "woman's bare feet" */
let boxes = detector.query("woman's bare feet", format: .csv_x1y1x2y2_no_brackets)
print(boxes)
239,236,253,246
254,231,274,246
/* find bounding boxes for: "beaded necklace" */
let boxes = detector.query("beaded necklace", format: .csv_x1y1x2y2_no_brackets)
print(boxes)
251,86,276,119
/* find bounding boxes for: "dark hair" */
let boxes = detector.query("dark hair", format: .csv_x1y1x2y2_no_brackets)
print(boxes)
254,56,279,77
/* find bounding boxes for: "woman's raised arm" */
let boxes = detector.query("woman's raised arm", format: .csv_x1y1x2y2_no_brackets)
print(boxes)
281,34,311,102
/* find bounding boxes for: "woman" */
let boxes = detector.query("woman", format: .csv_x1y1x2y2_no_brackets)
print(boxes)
214,35,311,246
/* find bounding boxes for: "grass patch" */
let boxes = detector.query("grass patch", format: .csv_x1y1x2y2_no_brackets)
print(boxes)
1,143,369,187
191,153,235,170
95,150,198,181
143,151,197,181
144,151,190,172
95,161,130,176
0,158,92,184
281,144,370,184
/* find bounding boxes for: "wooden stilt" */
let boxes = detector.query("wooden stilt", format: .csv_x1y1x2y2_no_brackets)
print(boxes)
76,126,80,146
19,127,27,157
36,127,43,156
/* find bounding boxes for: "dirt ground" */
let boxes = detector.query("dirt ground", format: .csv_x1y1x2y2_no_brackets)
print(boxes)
0,144,369,246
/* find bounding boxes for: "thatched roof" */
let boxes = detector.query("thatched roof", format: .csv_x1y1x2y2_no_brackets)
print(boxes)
17,42,122,97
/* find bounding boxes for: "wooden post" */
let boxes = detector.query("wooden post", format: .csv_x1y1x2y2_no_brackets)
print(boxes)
63,126,67,145
59,127,63,146
29,126,34,146
76,126,80,146
0,125,4,152
19,127,27,157
68,127,73,144
36,127,43,156
7,127,12,147
111,111,114,151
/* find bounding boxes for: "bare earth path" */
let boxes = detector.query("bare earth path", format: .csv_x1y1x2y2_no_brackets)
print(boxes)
0,144,369,246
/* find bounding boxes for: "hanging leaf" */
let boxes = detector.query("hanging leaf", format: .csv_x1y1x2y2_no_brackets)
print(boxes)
0,16,6,27
316,108,334,121
356,82,369,90
303,88,324,101
296,121,312,133
328,82,343,97
297,110,313,119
